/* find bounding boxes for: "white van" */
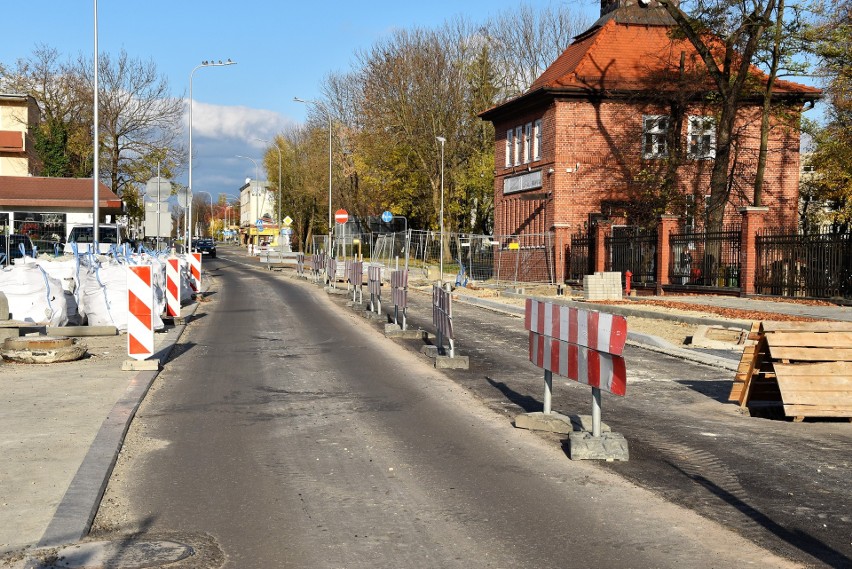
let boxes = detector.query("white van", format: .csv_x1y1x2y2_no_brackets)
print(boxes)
64,224,131,254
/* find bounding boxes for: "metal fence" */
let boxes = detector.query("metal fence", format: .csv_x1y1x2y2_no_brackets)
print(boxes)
568,231,592,283
755,229,852,299
605,226,658,286
668,226,741,288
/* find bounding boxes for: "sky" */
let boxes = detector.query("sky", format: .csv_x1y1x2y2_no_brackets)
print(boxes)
1,1,822,206
0,1,598,203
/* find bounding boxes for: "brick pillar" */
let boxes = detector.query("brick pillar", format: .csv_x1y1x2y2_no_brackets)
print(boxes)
656,215,680,296
739,207,769,296
593,220,611,273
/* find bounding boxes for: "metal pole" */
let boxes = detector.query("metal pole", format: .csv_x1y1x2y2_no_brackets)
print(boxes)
592,387,602,437
92,0,99,243
436,137,446,284
543,370,553,414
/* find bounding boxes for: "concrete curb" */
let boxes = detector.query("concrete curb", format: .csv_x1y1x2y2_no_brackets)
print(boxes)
37,297,204,548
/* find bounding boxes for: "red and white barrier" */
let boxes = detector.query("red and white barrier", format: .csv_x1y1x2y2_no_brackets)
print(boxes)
529,335,627,396
188,252,201,291
166,258,181,317
127,265,154,361
525,299,627,396
525,300,627,356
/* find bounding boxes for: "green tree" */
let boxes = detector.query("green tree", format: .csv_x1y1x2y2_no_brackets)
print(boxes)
804,0,852,226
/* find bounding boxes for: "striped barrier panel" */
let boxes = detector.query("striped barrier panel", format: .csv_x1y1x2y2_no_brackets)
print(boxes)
349,260,363,303
524,299,628,439
166,257,181,317
188,252,201,291
432,284,455,357
391,269,408,330
368,265,382,313
326,257,337,287
127,265,154,361
296,253,305,276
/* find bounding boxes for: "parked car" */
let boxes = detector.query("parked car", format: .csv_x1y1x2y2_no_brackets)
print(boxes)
63,224,130,254
0,234,35,262
192,238,217,258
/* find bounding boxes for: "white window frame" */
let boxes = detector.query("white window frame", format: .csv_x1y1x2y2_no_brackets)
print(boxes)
505,129,513,168
642,115,669,159
523,122,532,164
687,115,716,160
533,119,542,161
514,126,522,166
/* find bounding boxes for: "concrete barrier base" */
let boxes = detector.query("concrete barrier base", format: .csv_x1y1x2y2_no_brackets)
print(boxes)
436,355,469,369
325,286,348,296
568,431,629,461
384,324,427,339
420,345,440,357
363,310,385,321
514,412,610,435
121,359,161,371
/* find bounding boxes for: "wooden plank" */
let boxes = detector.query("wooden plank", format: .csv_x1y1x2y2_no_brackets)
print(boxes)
783,404,852,418
761,321,852,333
773,361,852,378
768,346,852,362
730,335,764,404
766,331,852,348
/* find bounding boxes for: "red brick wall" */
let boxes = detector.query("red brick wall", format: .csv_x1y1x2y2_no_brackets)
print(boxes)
492,97,804,244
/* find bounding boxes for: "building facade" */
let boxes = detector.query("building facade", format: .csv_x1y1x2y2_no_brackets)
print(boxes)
479,0,820,275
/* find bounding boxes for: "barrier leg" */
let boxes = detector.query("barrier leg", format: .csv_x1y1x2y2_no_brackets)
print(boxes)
592,387,602,437
448,338,455,359
543,370,552,415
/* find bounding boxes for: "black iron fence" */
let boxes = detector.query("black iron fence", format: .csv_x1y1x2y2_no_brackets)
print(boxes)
755,230,852,299
568,231,592,283
668,226,741,288
605,226,657,285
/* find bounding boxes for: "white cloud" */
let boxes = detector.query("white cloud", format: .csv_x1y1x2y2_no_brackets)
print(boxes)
186,101,295,143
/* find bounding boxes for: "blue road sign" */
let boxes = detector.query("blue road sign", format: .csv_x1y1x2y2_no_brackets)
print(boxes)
381,211,393,223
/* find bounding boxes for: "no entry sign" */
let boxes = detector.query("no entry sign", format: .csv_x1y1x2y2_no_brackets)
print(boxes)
335,209,349,224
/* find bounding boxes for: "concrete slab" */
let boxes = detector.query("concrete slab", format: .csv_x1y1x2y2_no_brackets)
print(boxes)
514,412,611,435
384,325,427,340
420,345,439,358
47,326,118,337
121,359,161,371
568,431,629,461
325,286,348,296
436,355,469,369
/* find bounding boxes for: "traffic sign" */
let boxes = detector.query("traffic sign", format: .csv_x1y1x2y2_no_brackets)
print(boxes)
256,219,264,230
335,209,349,224
381,211,393,223
283,216,293,226
145,177,172,202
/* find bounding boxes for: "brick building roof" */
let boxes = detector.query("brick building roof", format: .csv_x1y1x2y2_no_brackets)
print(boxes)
0,176,122,212
482,18,820,119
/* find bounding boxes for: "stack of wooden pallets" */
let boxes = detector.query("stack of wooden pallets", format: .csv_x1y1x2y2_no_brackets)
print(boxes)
729,321,852,421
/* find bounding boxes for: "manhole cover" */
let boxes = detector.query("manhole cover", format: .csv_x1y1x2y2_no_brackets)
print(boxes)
32,540,193,568
1,336,87,364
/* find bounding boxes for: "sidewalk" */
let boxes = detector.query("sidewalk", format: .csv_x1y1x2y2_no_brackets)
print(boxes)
0,305,196,556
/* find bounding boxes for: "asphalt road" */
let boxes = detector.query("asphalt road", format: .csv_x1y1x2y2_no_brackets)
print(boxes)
88,253,847,568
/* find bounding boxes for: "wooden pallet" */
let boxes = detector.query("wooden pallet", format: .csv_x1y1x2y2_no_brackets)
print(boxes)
729,321,852,421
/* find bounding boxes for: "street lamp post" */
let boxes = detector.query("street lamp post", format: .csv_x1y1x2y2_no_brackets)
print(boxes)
294,97,332,254
436,136,446,284
188,59,236,248
255,137,283,255
236,155,260,251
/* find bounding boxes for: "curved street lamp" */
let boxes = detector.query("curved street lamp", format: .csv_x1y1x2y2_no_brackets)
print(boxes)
188,59,236,247
436,136,446,284
294,97,332,254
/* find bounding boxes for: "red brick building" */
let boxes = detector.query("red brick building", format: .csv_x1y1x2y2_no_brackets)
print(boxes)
479,0,820,281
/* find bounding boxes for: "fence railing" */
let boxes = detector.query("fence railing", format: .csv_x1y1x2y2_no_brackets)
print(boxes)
605,227,657,286
756,230,852,298
568,232,592,283
668,226,741,289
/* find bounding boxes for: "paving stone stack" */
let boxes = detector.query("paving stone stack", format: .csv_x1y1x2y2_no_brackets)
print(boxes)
583,272,623,301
